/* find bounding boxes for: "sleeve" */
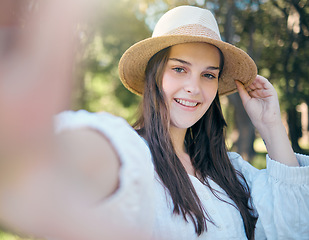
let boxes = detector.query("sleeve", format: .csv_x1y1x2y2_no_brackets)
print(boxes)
54,110,155,239
228,152,309,240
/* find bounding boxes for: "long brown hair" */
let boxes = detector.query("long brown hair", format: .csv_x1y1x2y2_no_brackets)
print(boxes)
133,46,257,239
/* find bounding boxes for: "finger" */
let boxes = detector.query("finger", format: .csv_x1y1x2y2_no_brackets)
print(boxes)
252,80,263,90
246,76,265,91
245,85,255,92
0,0,93,153
255,75,273,90
247,90,262,99
235,80,251,104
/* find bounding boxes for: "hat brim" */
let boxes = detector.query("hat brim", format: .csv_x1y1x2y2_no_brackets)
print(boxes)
119,35,257,96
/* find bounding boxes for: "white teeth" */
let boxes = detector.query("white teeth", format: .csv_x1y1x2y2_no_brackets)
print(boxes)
175,99,198,107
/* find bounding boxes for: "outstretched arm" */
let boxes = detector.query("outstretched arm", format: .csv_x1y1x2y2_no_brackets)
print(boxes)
235,75,298,166
0,0,120,238
0,128,121,239
0,1,153,239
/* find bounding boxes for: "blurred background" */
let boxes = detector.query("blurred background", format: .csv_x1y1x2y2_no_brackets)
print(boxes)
0,0,308,239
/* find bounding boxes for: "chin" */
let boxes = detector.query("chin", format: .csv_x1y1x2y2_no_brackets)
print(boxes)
171,120,198,130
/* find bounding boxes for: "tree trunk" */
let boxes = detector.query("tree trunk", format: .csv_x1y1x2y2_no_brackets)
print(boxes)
228,94,256,162
286,106,302,152
278,2,305,153
224,0,256,162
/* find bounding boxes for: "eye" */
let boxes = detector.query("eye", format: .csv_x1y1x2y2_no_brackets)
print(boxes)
172,67,186,73
202,73,217,79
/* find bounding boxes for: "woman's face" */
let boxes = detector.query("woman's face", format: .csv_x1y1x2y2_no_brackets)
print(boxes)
162,42,220,130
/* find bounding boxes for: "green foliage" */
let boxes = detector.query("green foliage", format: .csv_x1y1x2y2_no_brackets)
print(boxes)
73,0,152,122
0,232,32,240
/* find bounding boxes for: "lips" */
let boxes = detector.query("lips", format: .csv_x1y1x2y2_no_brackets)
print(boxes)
174,98,200,107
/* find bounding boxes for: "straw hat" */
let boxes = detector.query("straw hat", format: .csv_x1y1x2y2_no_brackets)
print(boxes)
118,5,257,96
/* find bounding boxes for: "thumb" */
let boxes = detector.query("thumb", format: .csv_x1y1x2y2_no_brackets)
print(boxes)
235,80,251,105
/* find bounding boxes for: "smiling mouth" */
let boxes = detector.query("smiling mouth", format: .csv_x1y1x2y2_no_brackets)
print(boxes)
174,98,200,107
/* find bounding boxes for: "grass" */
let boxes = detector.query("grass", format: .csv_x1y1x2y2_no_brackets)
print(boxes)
251,152,267,169
251,137,267,169
0,232,32,240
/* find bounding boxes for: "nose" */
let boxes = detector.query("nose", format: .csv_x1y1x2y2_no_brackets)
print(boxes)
184,74,200,95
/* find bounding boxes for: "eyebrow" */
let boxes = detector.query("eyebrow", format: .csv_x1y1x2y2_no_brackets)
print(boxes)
169,58,220,71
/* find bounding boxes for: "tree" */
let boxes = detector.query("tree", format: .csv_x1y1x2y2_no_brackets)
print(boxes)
72,0,151,123
267,0,309,152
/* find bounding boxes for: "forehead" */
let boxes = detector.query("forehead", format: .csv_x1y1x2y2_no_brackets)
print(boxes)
169,42,221,66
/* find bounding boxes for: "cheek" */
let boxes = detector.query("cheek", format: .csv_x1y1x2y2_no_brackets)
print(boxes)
201,81,218,100
162,72,177,98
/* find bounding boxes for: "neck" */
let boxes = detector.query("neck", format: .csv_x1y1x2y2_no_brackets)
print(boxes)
169,125,187,155
170,126,197,176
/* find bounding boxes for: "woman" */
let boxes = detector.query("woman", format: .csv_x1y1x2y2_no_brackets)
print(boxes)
1,5,308,240
116,6,308,239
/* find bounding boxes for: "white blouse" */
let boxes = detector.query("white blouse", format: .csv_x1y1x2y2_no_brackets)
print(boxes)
55,110,309,240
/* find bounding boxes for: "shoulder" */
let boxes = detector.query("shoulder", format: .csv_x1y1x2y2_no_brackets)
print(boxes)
51,110,155,238
54,110,154,202
55,109,129,133
227,152,260,183
56,126,120,202
227,151,250,170
55,110,150,159
227,152,257,170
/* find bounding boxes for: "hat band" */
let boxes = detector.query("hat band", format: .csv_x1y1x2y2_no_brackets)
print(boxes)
164,24,221,41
